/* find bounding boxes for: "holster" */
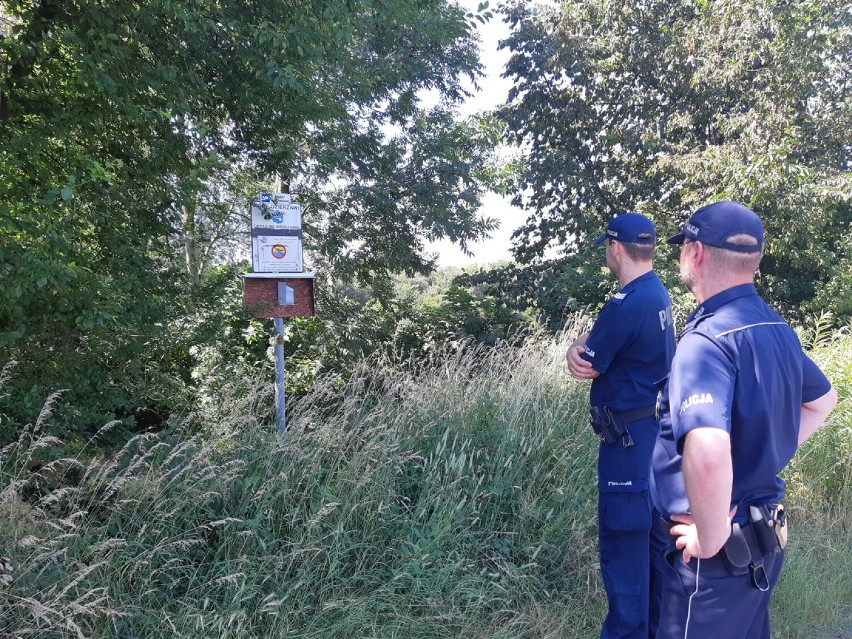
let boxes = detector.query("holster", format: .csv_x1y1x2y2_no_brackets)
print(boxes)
749,505,783,555
588,404,654,447
721,504,786,591
589,406,626,445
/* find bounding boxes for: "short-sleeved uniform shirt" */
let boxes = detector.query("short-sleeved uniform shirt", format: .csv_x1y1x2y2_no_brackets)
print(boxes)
651,284,832,519
582,271,676,411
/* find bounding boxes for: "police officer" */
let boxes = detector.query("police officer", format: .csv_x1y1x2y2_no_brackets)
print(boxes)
567,212,676,639
651,201,837,639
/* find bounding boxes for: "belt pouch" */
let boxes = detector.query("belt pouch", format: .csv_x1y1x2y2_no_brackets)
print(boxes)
589,406,624,444
749,505,781,555
721,523,751,576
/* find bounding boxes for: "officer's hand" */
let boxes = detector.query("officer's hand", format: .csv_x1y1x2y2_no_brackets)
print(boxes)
669,517,706,563
566,345,598,380
670,508,736,563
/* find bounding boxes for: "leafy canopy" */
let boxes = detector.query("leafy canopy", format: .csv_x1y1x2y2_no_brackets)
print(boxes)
499,0,852,319
0,0,501,436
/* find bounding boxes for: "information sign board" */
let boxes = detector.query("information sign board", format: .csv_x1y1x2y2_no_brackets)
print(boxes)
251,201,301,229
250,193,304,273
253,233,303,272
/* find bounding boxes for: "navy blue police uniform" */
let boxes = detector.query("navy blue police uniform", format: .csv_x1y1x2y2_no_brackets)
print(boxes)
582,269,676,639
651,213,833,638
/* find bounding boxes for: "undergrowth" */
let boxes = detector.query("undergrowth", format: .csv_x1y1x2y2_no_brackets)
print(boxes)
0,327,849,638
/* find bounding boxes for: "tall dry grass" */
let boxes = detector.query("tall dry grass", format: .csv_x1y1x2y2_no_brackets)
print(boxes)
0,325,849,638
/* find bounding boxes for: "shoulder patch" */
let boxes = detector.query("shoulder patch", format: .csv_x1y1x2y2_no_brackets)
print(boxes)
608,289,634,306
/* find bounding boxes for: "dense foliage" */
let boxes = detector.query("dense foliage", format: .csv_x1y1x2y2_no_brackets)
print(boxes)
498,0,852,320
0,0,501,439
2,0,851,447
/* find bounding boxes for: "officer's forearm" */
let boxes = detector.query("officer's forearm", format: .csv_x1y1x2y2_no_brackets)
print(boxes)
566,332,598,379
682,427,733,557
798,386,837,445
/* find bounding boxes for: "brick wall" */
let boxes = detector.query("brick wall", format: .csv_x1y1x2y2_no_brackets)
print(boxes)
243,277,315,318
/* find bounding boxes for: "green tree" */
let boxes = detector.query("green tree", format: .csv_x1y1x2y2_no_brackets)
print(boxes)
499,0,852,320
0,0,500,439
296,110,503,290
168,158,264,288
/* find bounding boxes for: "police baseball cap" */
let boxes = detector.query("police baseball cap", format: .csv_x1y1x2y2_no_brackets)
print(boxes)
594,213,656,245
667,201,764,253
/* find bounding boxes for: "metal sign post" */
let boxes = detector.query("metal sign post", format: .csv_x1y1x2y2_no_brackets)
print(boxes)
274,317,286,433
241,192,316,435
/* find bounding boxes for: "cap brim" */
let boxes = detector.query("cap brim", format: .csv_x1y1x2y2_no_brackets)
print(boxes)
594,234,607,244
666,232,686,245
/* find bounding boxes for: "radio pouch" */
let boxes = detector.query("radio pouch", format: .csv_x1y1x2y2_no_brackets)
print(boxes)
589,406,625,445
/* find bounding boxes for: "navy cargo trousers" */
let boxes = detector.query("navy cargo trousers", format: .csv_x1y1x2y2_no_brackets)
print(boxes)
597,414,666,639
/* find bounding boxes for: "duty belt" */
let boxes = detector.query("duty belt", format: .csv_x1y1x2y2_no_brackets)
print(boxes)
610,404,657,424
658,504,787,591
721,504,787,591
588,404,656,448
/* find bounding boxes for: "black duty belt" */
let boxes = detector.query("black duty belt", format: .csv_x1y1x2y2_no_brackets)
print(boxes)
658,504,787,592
611,404,656,424
721,504,786,590
589,404,656,448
